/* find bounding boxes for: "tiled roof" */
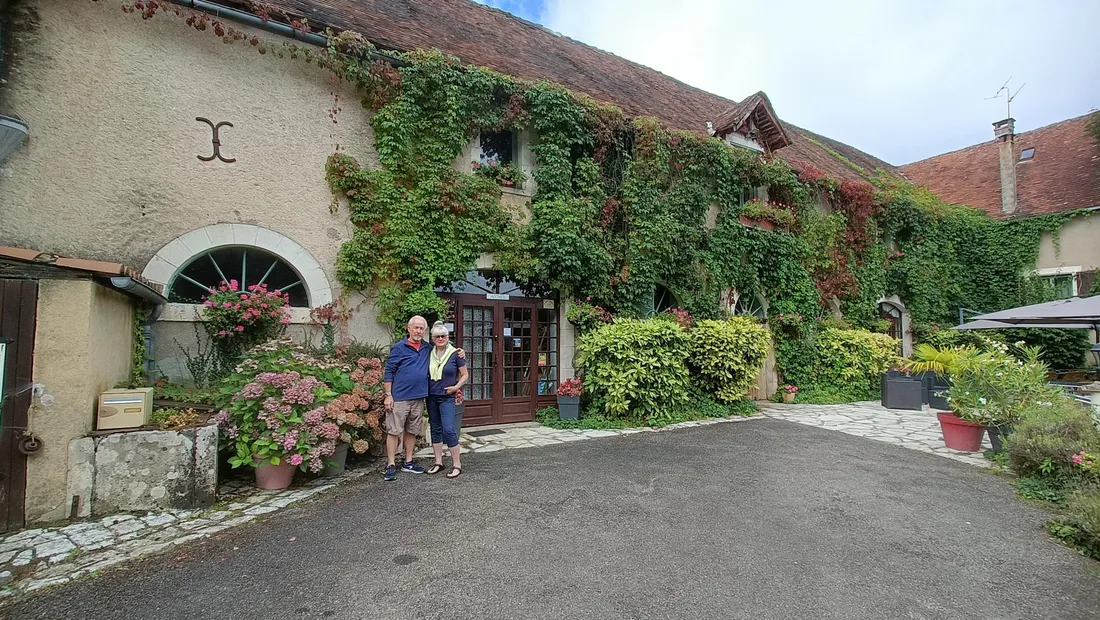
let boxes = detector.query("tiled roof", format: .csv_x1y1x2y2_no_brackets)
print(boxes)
900,114,1100,218
0,245,166,296
250,0,897,181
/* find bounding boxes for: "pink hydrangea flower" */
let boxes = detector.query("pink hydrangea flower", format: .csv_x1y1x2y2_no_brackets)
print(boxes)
289,453,303,466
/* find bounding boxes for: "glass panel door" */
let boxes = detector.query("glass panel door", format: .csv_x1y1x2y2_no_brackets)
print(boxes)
502,307,533,398
462,305,494,401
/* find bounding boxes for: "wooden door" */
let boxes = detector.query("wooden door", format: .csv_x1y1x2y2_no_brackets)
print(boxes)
453,295,549,426
0,280,36,533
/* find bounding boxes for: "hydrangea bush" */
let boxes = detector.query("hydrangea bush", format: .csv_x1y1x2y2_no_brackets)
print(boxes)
215,339,385,472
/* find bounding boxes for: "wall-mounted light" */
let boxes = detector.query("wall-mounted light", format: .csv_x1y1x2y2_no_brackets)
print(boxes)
0,115,28,162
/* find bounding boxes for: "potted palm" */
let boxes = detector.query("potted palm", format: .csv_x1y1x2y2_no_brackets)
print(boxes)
557,377,583,420
907,343,1057,452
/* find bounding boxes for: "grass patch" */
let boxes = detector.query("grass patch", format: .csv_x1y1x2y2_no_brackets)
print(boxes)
535,397,757,431
1014,475,1071,507
783,385,876,405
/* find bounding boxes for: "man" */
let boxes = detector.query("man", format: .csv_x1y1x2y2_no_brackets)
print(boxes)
381,315,464,481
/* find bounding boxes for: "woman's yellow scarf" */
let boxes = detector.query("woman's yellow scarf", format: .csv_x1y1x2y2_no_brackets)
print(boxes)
430,344,457,381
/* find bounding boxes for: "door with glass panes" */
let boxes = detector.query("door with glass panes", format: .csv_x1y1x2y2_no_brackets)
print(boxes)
450,295,559,426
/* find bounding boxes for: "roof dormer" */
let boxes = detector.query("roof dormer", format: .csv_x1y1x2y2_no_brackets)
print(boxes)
711,91,790,154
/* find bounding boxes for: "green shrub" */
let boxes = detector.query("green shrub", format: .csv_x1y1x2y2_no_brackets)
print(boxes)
576,317,691,419
790,384,876,404
1048,485,1100,560
814,327,899,395
688,317,771,403
1006,398,1100,479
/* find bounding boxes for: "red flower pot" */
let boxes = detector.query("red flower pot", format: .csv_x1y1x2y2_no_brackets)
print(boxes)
254,459,296,490
936,412,985,452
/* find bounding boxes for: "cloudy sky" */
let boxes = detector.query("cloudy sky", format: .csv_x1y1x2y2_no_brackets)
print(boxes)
477,0,1099,165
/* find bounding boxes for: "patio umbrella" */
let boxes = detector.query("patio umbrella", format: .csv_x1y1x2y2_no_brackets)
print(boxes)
973,296,1100,325
954,319,1095,330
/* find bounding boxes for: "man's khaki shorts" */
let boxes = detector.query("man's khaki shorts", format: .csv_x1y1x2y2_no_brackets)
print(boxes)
386,399,424,436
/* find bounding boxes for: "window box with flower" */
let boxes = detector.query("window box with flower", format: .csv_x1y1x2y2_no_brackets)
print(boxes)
738,198,796,232
472,159,527,189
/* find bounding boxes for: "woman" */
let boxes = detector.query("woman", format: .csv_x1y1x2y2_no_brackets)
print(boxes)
426,321,468,479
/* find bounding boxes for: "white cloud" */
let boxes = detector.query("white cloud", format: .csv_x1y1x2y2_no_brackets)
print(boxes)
541,0,1100,164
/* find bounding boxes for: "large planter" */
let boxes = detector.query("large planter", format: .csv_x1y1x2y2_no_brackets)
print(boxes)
986,425,1014,452
881,374,923,410
782,392,796,403
557,396,581,420
323,443,349,477
254,459,297,489
936,412,985,452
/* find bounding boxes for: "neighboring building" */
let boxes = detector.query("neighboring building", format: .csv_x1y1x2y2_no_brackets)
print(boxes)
901,113,1100,298
0,0,896,526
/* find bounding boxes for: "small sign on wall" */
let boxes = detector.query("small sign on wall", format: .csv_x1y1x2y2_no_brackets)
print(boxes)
486,293,509,300
542,300,555,309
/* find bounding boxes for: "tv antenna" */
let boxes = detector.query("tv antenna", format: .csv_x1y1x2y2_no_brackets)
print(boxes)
986,77,1025,118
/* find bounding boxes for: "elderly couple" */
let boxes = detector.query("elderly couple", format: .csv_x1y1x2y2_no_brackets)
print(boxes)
382,315,469,481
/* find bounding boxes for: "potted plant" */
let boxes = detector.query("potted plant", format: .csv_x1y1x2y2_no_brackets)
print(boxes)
907,343,1058,452
216,340,386,487
557,377,583,420
781,384,798,403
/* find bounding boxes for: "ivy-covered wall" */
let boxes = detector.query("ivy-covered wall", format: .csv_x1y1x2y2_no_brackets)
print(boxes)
78,3,1099,379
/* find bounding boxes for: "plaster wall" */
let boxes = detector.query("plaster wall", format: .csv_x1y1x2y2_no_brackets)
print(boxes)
26,280,133,523
1037,215,1100,273
0,0,395,377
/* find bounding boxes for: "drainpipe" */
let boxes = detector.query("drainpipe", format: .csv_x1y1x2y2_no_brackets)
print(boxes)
110,276,167,382
166,0,406,67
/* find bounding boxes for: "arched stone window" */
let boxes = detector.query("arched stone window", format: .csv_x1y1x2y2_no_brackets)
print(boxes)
728,288,768,320
878,301,903,340
653,284,678,314
143,224,332,312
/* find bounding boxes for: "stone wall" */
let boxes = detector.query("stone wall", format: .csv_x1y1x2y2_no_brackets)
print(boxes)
67,424,218,518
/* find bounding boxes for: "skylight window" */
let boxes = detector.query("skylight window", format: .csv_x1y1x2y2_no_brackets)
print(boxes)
1020,148,1035,161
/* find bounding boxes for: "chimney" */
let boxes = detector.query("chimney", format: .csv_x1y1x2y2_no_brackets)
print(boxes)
993,118,1016,215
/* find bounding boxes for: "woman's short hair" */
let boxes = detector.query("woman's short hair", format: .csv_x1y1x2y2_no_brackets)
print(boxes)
430,321,450,338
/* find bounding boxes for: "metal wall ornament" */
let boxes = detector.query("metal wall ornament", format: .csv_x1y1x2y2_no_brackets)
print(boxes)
195,117,236,163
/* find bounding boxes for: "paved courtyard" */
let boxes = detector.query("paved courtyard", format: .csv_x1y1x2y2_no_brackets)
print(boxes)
0,414,759,597
5,419,1100,619
760,401,992,467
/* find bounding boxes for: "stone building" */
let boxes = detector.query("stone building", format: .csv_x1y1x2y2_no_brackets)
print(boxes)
0,0,900,527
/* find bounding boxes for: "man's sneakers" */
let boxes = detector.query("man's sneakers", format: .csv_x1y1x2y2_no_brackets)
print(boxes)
401,461,426,474
384,461,425,480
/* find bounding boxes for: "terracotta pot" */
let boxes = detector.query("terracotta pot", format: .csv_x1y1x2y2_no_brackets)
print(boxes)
782,392,796,403
254,459,297,489
936,412,985,452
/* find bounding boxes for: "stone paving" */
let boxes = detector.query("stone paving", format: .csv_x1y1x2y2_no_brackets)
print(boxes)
759,401,992,467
